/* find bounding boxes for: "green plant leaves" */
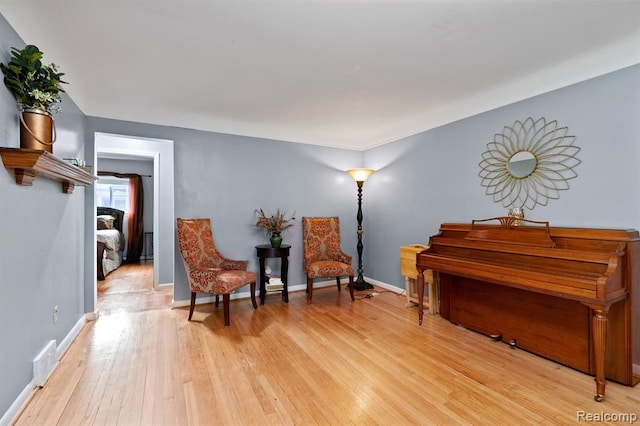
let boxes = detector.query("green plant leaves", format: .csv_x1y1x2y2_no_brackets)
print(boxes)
0,44,68,113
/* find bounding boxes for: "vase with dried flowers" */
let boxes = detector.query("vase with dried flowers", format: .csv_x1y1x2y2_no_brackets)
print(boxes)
255,207,296,248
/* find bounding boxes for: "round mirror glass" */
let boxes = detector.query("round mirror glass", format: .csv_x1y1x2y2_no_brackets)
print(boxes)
507,151,537,178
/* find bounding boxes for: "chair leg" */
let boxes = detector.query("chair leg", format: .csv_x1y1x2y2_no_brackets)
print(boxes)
188,292,197,321
336,277,341,292
250,281,258,309
223,293,231,326
348,276,355,301
307,277,314,304
215,294,220,308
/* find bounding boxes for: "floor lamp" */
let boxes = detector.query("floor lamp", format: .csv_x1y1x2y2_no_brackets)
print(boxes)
346,168,375,291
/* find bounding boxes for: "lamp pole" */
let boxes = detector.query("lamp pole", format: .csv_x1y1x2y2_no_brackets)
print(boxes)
346,168,375,291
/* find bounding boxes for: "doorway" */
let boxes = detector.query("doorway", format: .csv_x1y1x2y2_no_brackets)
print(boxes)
91,132,175,317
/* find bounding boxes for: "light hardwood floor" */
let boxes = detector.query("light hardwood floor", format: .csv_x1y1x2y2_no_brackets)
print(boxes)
96,260,172,316
14,265,640,425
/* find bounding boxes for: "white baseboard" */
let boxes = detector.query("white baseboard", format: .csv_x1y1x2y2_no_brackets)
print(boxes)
58,316,87,360
86,310,99,322
156,282,173,290
0,377,35,426
172,288,259,308
362,277,404,293
154,282,173,292
171,277,403,307
1,315,87,426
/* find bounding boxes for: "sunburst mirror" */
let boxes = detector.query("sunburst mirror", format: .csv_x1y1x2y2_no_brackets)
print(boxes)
478,117,581,213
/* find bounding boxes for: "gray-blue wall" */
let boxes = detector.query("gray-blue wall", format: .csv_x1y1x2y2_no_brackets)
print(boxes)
86,117,363,302
0,13,90,419
2,8,640,421
364,64,640,288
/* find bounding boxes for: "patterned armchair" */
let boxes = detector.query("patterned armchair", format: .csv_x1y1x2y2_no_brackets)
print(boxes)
302,217,355,304
176,218,257,326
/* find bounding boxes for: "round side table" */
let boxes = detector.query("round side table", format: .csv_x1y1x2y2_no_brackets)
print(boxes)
255,244,290,304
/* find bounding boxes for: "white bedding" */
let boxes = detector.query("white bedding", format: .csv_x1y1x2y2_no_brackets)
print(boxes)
97,229,124,279
101,255,122,278
97,229,124,251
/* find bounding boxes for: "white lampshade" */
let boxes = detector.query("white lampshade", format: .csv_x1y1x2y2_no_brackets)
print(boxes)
346,168,375,183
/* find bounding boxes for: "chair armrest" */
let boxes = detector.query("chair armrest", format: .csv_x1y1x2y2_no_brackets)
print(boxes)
338,252,352,264
187,266,222,283
220,258,249,271
304,252,352,267
205,256,248,271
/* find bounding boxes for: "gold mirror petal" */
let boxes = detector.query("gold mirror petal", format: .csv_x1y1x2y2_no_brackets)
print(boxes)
478,117,580,211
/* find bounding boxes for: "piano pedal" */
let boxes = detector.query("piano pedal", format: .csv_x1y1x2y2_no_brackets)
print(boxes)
489,334,502,342
508,338,517,348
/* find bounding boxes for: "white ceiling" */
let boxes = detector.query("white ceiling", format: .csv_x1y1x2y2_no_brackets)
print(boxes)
1,1,639,150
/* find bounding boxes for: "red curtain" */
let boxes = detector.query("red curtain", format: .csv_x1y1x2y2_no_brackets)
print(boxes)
98,171,144,263
126,175,144,262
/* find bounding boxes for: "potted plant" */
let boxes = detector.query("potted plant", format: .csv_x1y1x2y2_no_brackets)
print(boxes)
254,207,296,248
0,44,67,153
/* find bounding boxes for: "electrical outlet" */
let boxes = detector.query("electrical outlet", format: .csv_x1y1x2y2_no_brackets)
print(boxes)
53,306,59,323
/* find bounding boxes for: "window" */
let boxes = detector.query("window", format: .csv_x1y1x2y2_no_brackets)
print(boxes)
97,177,129,212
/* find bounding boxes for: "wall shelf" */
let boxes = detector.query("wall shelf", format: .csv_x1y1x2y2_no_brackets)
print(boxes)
0,148,96,193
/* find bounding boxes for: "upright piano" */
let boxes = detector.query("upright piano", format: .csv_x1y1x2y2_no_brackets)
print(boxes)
416,217,640,401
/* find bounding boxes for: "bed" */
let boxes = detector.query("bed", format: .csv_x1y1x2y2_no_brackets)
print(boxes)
97,207,125,280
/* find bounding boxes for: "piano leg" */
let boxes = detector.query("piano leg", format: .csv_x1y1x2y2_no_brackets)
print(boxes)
417,269,425,325
589,304,610,402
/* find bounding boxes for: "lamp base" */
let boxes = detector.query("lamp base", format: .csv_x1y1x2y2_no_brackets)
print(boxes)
352,276,374,291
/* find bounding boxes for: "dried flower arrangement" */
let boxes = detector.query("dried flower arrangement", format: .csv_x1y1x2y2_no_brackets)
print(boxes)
254,207,296,235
